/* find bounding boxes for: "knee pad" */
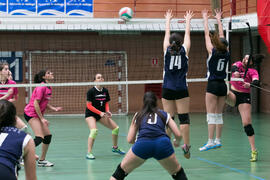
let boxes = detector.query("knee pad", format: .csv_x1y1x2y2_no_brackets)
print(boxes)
112,163,128,180
34,136,43,147
244,124,254,136
43,135,52,144
178,113,190,125
171,116,175,120
112,127,119,135
172,168,187,180
89,129,98,139
215,114,223,125
207,113,216,124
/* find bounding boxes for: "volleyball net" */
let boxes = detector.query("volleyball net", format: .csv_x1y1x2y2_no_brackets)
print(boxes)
0,13,257,115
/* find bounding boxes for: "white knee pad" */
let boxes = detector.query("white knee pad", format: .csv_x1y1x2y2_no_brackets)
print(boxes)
207,113,216,124
215,114,223,124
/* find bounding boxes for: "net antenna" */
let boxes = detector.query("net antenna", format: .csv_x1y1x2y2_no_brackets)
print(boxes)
244,22,253,79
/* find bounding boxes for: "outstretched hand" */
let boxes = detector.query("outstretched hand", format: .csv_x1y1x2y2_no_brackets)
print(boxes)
184,10,194,22
201,9,210,19
214,9,223,20
164,9,173,21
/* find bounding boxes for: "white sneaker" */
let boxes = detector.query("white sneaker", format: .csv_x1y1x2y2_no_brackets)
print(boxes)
199,142,216,152
214,140,222,148
37,160,54,167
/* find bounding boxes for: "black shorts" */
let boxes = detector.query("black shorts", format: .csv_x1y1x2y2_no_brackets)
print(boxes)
85,109,101,121
232,90,251,107
24,113,33,122
206,80,227,96
162,88,189,100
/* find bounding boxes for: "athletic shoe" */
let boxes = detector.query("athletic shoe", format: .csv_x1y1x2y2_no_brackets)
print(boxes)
181,144,191,159
199,142,216,152
112,147,125,155
250,150,258,162
213,140,222,149
19,159,24,166
86,153,95,160
37,160,54,167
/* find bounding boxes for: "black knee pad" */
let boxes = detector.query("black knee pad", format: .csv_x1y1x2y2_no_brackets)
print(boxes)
244,124,254,136
34,136,43,147
43,135,52,144
171,116,175,120
178,113,190,125
172,168,188,180
112,164,128,180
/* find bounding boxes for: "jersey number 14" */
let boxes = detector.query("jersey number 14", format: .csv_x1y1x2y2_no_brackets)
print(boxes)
169,55,182,70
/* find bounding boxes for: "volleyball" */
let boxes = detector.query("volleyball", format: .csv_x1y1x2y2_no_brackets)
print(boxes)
119,7,133,21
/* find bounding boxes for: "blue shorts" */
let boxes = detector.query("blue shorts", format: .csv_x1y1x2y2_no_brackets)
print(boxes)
132,136,174,160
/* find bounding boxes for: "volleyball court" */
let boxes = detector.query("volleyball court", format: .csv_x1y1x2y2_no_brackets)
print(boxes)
0,0,269,180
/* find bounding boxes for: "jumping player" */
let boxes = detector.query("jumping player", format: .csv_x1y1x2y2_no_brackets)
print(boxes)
199,9,230,151
110,92,187,180
162,9,194,159
24,69,62,167
85,73,125,160
226,54,259,162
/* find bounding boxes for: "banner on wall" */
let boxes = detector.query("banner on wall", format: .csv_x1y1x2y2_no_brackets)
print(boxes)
0,52,23,82
0,0,93,16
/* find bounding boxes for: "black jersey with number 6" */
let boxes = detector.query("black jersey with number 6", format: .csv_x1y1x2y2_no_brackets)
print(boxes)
207,48,230,80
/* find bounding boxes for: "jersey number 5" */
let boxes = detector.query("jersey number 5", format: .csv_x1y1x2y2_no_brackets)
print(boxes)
0,133,8,147
169,56,182,70
217,59,226,71
147,114,157,124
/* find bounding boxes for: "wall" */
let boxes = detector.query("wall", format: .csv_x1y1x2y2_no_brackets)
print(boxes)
0,31,243,114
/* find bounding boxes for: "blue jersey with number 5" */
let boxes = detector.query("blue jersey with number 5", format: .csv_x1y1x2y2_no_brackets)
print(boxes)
207,48,230,80
137,110,170,140
163,45,188,91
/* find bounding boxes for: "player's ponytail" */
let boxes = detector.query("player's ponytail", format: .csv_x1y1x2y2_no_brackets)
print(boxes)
34,69,47,83
0,99,16,128
210,33,228,53
169,33,183,55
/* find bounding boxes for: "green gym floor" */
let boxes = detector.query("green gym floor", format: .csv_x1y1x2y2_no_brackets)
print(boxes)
18,113,270,180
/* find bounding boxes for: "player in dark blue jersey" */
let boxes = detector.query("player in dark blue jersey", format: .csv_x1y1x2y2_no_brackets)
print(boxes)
0,99,36,180
199,9,230,152
110,92,187,180
162,9,193,159
85,73,125,160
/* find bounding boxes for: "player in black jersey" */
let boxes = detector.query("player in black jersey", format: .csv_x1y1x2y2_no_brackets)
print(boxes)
85,73,125,159
162,9,193,159
199,9,230,152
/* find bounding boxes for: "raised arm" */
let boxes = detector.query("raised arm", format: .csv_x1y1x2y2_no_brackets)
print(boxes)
163,9,173,53
202,9,213,54
214,9,224,38
183,10,194,56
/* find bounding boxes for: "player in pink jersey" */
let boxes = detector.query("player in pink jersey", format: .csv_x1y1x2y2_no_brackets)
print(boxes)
24,69,62,167
226,54,259,162
0,62,28,131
